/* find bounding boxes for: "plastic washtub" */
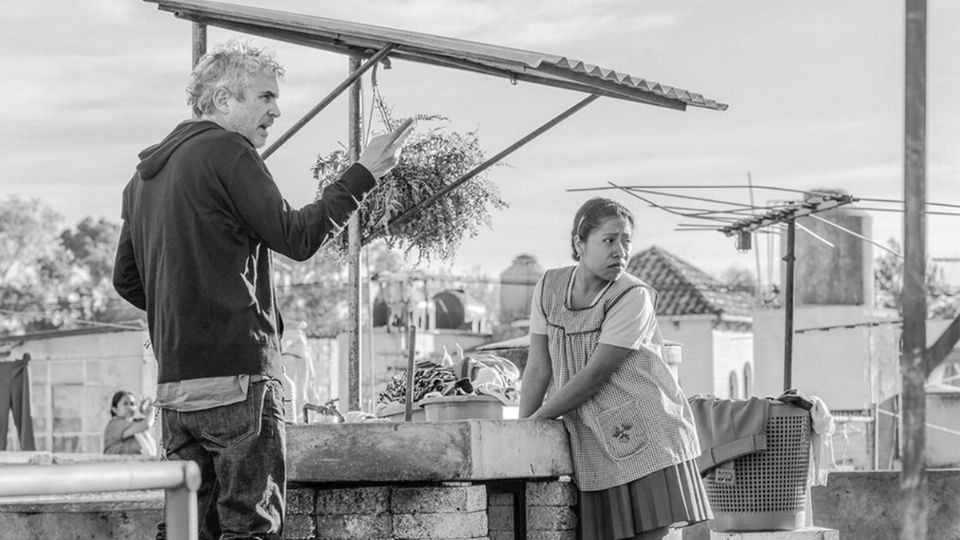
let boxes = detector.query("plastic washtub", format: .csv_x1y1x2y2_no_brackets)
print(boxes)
705,401,812,532
376,402,426,422
420,395,505,421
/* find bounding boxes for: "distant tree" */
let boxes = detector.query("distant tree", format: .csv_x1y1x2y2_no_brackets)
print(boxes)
875,238,960,319
59,217,145,327
717,264,758,295
0,197,142,335
60,217,120,283
0,196,68,333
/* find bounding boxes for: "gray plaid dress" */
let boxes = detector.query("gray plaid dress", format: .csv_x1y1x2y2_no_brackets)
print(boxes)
538,267,711,537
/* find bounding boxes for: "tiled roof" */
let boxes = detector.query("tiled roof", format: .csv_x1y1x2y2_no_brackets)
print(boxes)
627,246,755,319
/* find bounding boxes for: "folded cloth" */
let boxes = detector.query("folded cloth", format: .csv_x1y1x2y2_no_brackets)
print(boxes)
777,388,815,411
808,395,836,486
687,395,771,475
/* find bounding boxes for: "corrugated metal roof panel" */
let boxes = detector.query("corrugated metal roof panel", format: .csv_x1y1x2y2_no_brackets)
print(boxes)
146,0,728,111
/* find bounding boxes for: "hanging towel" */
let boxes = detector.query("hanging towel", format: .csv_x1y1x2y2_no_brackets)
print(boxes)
0,355,36,451
687,395,771,475
808,395,836,486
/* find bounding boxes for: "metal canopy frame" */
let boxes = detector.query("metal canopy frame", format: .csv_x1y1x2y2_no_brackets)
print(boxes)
145,0,727,412
147,0,727,111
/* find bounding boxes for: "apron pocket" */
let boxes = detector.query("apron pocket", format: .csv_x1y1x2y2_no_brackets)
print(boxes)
596,399,648,460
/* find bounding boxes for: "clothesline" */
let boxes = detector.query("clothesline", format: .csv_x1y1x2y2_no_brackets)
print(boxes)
877,408,960,437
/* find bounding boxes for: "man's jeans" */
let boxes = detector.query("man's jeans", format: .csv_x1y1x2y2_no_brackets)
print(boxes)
157,380,286,540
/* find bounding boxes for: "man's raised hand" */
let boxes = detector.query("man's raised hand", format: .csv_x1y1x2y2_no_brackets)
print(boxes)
357,118,415,178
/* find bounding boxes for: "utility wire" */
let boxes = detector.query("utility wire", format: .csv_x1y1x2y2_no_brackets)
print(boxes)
806,214,902,258
580,183,960,211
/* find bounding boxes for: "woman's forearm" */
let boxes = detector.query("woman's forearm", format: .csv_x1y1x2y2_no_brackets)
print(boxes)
533,343,631,419
531,369,606,419
519,362,551,418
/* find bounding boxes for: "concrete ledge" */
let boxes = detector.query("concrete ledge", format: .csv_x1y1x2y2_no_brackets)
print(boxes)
0,490,163,513
710,528,838,540
287,419,572,482
811,469,960,540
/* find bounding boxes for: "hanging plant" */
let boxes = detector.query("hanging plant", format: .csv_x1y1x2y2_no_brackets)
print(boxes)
312,94,508,263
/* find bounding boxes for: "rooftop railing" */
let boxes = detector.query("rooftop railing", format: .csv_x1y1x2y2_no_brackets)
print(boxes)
0,460,200,540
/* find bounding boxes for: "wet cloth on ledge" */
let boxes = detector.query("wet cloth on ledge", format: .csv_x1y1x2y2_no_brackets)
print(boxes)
687,395,770,475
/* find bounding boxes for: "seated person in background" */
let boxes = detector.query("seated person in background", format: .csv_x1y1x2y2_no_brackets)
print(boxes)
103,390,158,456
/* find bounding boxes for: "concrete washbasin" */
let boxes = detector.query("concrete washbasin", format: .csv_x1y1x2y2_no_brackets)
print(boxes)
286,419,573,483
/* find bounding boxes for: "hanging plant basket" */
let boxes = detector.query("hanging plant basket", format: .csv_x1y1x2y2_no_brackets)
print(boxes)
312,98,508,263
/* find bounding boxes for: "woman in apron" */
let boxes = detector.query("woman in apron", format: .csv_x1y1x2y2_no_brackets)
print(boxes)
519,197,711,540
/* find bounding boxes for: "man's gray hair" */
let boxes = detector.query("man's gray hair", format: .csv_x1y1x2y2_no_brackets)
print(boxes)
186,39,285,117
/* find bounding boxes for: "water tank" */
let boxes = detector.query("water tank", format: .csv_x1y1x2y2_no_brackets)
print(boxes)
499,254,544,323
787,189,874,306
433,289,486,331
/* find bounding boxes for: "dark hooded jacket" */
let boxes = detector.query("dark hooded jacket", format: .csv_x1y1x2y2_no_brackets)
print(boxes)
114,120,375,384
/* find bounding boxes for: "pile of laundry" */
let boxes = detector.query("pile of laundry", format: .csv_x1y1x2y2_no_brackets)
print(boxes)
375,345,521,416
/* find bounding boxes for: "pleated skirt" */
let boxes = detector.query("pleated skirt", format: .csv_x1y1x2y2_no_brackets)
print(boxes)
579,459,712,540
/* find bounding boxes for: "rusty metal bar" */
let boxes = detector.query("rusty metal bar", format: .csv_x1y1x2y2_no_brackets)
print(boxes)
783,220,796,390
0,461,201,540
261,44,395,160
902,0,928,538
363,94,599,243
925,312,960,376
191,22,206,69
346,55,363,412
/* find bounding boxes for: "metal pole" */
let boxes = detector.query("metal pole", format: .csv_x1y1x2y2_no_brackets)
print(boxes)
262,45,394,160
191,23,206,69
346,55,363,412
404,324,417,422
902,0,928,538
165,484,199,540
783,219,796,390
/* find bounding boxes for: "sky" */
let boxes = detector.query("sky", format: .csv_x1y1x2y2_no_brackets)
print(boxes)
2,0,959,287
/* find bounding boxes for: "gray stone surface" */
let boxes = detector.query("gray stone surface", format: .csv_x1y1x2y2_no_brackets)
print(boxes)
812,469,960,540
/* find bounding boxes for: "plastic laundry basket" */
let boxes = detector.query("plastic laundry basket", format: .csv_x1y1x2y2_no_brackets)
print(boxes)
704,401,812,532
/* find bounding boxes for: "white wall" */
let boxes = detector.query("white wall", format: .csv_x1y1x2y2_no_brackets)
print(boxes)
660,316,714,397
752,305,898,410
713,328,754,398
926,390,960,467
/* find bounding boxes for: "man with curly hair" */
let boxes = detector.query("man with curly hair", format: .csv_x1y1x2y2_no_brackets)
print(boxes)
114,40,412,539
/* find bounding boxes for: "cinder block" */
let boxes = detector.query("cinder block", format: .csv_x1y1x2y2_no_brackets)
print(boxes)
315,486,390,515
710,528,839,540
525,481,577,506
488,504,515,532
393,510,487,538
527,531,577,540
391,485,486,513
282,513,316,540
526,506,577,531
314,513,392,539
487,492,514,507
490,531,515,540
286,487,316,515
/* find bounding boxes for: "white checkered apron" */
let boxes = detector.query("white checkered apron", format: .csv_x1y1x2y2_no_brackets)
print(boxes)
540,267,701,491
